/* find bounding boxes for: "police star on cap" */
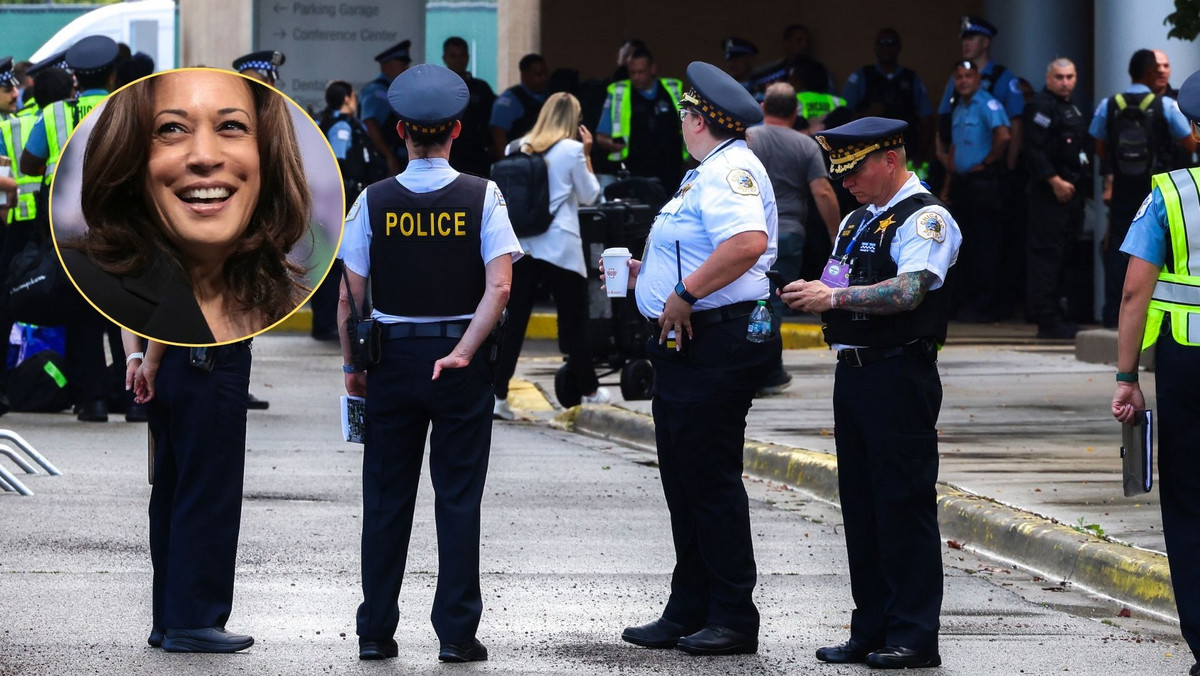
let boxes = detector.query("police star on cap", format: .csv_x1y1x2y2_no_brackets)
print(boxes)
1179,69,1200,124
387,64,468,133
0,56,18,87
375,39,412,64
680,61,763,133
66,35,120,75
960,15,998,39
233,50,285,74
814,117,909,177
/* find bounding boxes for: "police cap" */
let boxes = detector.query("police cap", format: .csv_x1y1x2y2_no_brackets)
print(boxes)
1179,69,1200,124
722,37,758,61
0,56,18,87
27,50,69,77
960,16,998,39
375,39,412,64
680,61,763,133
65,35,120,76
814,117,908,177
233,50,285,79
387,64,468,134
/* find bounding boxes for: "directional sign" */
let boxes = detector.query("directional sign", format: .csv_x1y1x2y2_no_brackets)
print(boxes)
254,0,425,114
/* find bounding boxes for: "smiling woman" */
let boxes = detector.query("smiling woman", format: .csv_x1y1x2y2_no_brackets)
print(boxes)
57,68,315,345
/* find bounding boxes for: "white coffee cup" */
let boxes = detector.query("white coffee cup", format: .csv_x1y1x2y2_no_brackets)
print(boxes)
601,247,632,297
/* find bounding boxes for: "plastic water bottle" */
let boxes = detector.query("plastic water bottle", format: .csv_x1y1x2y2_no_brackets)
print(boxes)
746,300,772,343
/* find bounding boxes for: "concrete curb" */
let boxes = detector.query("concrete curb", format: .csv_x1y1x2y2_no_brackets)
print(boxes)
273,309,828,349
559,404,1179,620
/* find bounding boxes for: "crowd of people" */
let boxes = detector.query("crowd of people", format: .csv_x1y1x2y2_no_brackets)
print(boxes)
3,12,1200,675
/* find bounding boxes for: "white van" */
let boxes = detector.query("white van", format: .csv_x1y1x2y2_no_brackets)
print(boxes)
30,0,176,71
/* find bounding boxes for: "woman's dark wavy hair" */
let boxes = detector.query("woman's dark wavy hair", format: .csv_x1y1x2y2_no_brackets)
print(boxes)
75,69,312,324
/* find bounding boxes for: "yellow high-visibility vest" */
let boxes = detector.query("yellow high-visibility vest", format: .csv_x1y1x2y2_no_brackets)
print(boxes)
1142,166,1200,350
605,78,687,163
0,104,42,222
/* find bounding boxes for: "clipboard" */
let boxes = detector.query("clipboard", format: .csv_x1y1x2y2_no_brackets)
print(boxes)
1120,410,1152,497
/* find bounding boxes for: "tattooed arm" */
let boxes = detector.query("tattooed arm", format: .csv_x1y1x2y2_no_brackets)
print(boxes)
781,270,939,315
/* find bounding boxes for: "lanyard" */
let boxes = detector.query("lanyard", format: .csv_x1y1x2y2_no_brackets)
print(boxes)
837,209,887,264
670,139,737,199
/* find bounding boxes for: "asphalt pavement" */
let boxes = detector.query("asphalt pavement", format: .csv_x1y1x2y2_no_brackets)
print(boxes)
0,332,1190,675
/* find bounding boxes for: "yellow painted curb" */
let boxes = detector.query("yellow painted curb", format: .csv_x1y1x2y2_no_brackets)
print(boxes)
274,307,827,350
508,378,554,413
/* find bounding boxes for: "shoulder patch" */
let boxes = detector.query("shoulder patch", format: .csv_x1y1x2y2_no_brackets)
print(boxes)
1009,78,1021,94
987,98,1003,112
915,210,947,243
346,193,364,221
726,168,759,196
1032,112,1052,128
494,185,507,207
1133,194,1152,222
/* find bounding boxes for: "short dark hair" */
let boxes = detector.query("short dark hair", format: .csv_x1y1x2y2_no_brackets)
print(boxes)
1128,49,1157,81
32,68,73,107
76,66,114,91
783,24,807,40
404,124,456,149
324,79,353,111
518,53,545,73
762,86,798,118
630,47,654,63
443,36,468,52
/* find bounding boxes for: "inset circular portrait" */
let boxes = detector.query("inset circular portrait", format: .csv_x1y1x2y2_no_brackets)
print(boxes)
51,67,344,346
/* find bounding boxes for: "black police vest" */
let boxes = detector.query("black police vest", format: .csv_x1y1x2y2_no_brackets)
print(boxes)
626,83,683,180
507,86,543,140
366,174,487,317
319,113,386,204
822,193,951,347
1031,90,1087,184
858,66,919,125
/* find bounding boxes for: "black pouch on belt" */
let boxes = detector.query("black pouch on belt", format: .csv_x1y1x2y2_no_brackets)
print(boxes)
342,266,381,370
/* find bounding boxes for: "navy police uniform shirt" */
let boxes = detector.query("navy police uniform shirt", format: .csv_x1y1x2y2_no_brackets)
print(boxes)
340,158,522,323
635,139,778,318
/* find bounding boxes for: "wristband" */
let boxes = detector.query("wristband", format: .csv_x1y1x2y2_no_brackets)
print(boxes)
1116,371,1139,383
125,352,144,364
343,364,361,374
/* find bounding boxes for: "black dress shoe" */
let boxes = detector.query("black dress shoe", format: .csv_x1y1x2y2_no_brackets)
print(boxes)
358,637,398,660
675,625,758,656
76,399,108,422
438,638,488,662
621,618,698,649
865,646,941,669
147,627,164,648
125,403,149,423
247,393,270,410
815,638,876,664
161,627,254,653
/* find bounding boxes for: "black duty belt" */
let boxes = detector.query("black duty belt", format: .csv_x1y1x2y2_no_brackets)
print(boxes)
381,321,469,340
648,300,759,333
837,339,935,368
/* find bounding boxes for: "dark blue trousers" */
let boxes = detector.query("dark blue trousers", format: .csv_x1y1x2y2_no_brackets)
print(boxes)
833,350,943,653
356,336,494,644
647,318,779,635
148,343,251,630
1155,335,1200,660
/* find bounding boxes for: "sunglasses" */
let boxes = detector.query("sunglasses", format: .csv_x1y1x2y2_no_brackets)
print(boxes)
678,109,696,122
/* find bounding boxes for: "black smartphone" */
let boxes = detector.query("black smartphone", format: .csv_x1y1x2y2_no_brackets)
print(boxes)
765,269,785,289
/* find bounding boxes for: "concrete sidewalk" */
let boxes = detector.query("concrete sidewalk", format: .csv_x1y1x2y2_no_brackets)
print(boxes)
504,320,1179,622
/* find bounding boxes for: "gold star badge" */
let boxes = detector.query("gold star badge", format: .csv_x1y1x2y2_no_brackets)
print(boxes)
874,214,896,234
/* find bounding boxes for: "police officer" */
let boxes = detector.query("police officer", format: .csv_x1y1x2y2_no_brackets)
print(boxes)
842,29,934,165
1024,58,1088,339
595,46,686,191
359,39,412,174
122,331,256,653
0,57,19,120
487,53,548,160
338,63,520,663
782,117,961,669
618,61,779,657
1112,68,1200,676
20,35,119,423
232,50,284,86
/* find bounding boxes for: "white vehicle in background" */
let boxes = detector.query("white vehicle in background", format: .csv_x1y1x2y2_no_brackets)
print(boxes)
30,0,176,71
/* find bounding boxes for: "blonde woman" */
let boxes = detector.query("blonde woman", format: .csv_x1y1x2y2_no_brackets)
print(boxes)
493,92,605,418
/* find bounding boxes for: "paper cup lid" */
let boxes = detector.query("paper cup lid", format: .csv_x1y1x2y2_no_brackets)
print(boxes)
602,247,631,257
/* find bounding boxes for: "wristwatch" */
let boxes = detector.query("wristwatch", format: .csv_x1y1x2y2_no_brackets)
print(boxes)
343,364,361,374
674,281,698,305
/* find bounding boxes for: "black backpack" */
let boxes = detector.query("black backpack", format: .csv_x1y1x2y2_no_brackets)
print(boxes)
7,350,71,413
491,146,558,237
1107,93,1166,178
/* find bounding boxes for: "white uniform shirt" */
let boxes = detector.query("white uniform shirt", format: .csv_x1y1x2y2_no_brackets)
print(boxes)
635,139,778,318
510,137,602,277
339,157,523,323
830,172,962,350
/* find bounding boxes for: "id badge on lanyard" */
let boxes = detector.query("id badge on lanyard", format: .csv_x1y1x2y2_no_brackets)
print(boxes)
821,212,882,289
